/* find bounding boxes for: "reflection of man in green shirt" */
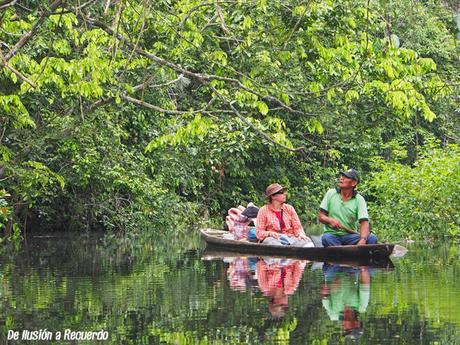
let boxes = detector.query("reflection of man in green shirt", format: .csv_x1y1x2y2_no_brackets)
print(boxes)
320,264,371,339
318,169,378,247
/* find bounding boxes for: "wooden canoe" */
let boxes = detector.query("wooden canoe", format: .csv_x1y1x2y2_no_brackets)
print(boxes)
201,229,395,266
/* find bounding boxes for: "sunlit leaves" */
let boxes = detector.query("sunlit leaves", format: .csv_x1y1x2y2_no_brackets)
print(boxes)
242,15,253,30
305,119,324,134
0,95,35,129
11,161,65,207
256,100,269,115
421,104,436,122
386,91,408,111
205,51,228,66
48,13,78,30
146,114,217,151
0,146,12,162
0,9,32,39
418,58,437,72
52,39,72,56
345,90,360,103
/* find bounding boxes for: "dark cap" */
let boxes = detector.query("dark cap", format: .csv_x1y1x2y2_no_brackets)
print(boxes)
340,169,360,183
265,183,288,197
241,205,259,218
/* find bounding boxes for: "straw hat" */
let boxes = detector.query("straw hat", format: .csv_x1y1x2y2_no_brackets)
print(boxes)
265,183,287,197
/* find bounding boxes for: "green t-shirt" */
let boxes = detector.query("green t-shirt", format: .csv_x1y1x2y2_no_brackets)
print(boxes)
320,188,369,236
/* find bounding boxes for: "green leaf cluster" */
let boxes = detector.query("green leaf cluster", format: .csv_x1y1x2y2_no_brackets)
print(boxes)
366,142,460,241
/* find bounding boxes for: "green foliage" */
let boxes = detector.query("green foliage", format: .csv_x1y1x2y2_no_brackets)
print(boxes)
366,143,460,241
388,0,457,63
0,0,457,239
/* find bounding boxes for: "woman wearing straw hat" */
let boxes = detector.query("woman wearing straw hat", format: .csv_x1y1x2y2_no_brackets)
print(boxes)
256,183,314,247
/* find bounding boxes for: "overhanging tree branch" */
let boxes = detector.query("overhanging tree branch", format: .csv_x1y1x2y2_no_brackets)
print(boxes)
70,11,311,152
88,89,216,116
75,13,314,117
214,0,231,35
133,74,185,92
151,7,316,116
0,49,36,88
0,0,17,10
121,94,214,114
178,1,240,29
208,85,306,153
1,0,63,64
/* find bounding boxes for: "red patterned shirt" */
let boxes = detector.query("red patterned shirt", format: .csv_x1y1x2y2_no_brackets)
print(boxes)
256,203,306,240
257,259,306,296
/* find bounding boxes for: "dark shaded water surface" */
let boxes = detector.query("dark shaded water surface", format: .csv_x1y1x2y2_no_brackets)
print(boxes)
1,232,460,344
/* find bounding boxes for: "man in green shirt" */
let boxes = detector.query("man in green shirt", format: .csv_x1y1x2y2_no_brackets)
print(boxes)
318,169,378,247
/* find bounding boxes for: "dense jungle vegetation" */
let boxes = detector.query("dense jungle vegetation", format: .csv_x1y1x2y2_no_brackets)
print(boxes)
0,0,459,242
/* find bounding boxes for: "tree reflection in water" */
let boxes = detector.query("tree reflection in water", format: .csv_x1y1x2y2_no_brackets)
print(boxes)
4,236,460,344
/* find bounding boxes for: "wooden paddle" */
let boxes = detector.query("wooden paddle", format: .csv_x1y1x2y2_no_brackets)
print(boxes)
338,225,408,257
339,225,359,234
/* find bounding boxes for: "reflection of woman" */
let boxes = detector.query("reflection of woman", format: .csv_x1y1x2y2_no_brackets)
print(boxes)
256,183,313,247
257,258,307,318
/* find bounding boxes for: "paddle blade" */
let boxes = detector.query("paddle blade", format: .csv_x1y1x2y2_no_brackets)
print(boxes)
391,244,408,258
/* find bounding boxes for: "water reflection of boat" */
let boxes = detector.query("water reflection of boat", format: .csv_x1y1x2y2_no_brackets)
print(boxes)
201,229,395,263
203,249,394,269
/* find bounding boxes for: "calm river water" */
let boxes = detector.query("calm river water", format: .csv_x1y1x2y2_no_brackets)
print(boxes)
1,231,460,344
